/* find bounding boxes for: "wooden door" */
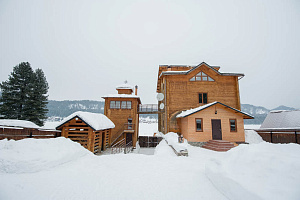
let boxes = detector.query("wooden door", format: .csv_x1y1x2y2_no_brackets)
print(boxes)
126,133,133,144
211,119,222,140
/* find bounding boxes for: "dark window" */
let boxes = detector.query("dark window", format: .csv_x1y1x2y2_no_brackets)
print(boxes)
189,71,215,82
199,93,208,104
230,119,237,132
196,119,203,132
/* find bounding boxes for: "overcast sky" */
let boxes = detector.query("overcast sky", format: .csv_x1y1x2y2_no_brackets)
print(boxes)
0,0,299,109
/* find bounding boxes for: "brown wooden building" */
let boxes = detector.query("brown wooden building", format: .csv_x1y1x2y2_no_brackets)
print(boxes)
102,82,141,147
157,62,253,144
56,111,115,154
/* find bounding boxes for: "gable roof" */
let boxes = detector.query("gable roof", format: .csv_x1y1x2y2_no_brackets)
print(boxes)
56,111,115,131
159,62,244,78
157,62,244,92
176,101,254,119
259,110,300,130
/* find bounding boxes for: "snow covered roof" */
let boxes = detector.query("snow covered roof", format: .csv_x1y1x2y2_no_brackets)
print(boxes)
116,83,134,90
102,94,140,99
0,119,40,129
260,110,300,130
56,111,115,131
159,62,244,78
176,101,254,119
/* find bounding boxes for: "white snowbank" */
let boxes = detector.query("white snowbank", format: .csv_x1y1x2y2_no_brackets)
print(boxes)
154,140,176,157
245,129,264,144
206,142,300,200
0,119,40,129
164,132,188,153
0,137,92,173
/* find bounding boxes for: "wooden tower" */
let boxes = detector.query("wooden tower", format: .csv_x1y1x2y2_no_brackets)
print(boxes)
102,82,141,147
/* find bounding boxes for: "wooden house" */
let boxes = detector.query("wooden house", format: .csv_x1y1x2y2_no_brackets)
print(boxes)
157,62,253,144
56,111,115,154
102,82,141,147
256,110,300,144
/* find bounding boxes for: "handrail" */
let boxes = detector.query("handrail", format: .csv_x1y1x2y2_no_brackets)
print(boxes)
124,141,133,154
111,138,126,154
111,123,135,145
139,104,158,113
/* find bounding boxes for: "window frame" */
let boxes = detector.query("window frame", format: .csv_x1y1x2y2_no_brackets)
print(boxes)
195,118,203,132
110,100,132,109
229,119,237,132
189,71,215,82
199,93,208,104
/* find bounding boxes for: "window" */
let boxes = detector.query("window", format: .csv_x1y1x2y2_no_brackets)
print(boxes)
110,101,116,109
196,118,203,132
230,119,237,132
110,101,132,109
199,93,208,104
189,71,215,82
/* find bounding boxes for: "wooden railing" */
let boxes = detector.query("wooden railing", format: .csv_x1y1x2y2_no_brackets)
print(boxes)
111,138,126,154
138,104,159,113
111,123,135,146
124,141,133,154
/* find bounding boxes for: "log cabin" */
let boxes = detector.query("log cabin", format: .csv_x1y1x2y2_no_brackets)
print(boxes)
102,82,141,148
56,111,115,154
157,62,253,145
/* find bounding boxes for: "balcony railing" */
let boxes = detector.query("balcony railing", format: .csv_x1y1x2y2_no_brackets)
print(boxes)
138,104,159,114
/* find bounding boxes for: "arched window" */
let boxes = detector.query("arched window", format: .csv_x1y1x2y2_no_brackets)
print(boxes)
189,72,214,82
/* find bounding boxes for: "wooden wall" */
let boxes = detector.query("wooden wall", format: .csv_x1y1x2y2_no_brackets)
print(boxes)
179,104,245,143
104,97,139,147
60,117,111,153
158,64,241,133
0,127,60,140
257,131,300,144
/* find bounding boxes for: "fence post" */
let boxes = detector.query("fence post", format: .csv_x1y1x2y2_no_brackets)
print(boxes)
295,131,298,144
270,131,273,143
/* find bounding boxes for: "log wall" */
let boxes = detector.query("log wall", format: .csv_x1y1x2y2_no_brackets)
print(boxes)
0,127,60,140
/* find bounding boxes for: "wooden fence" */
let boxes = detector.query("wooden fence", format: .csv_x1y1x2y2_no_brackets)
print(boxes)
256,129,300,144
0,127,61,140
138,136,163,148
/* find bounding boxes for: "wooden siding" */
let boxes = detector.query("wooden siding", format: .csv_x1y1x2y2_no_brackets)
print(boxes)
104,97,139,147
158,63,242,134
0,127,60,140
178,104,245,143
59,117,111,153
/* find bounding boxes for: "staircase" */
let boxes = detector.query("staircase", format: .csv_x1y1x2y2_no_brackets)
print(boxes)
202,140,235,152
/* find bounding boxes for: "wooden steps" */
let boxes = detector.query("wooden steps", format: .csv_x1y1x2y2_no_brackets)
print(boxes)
202,140,235,152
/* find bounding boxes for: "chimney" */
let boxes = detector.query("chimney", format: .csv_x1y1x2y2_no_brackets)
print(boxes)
135,85,138,95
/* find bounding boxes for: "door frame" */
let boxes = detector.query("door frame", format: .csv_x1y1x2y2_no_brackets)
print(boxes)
211,119,222,140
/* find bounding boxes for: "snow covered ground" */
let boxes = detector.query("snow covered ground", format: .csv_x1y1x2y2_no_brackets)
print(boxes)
2,122,299,199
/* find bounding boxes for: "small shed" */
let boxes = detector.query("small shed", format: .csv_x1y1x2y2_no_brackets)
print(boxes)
256,110,300,144
56,111,115,153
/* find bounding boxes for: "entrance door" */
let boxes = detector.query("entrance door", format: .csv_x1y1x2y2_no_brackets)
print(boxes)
126,133,133,144
211,119,222,140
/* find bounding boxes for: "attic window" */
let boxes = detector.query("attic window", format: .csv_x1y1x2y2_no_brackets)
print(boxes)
190,72,214,82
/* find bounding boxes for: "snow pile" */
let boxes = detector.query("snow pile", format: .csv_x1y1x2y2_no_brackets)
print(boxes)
57,111,115,130
245,130,264,144
164,132,188,153
154,140,176,157
0,137,92,173
206,142,300,200
0,119,40,129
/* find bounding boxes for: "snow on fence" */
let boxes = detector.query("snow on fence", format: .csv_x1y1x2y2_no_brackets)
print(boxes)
0,127,61,140
138,136,163,148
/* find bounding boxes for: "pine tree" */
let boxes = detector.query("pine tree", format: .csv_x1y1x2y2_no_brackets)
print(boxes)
0,62,49,126
27,69,49,126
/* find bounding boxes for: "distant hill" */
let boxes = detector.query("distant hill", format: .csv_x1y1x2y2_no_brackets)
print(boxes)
46,100,297,124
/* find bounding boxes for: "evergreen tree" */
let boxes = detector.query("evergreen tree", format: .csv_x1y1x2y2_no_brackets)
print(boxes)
0,62,49,126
